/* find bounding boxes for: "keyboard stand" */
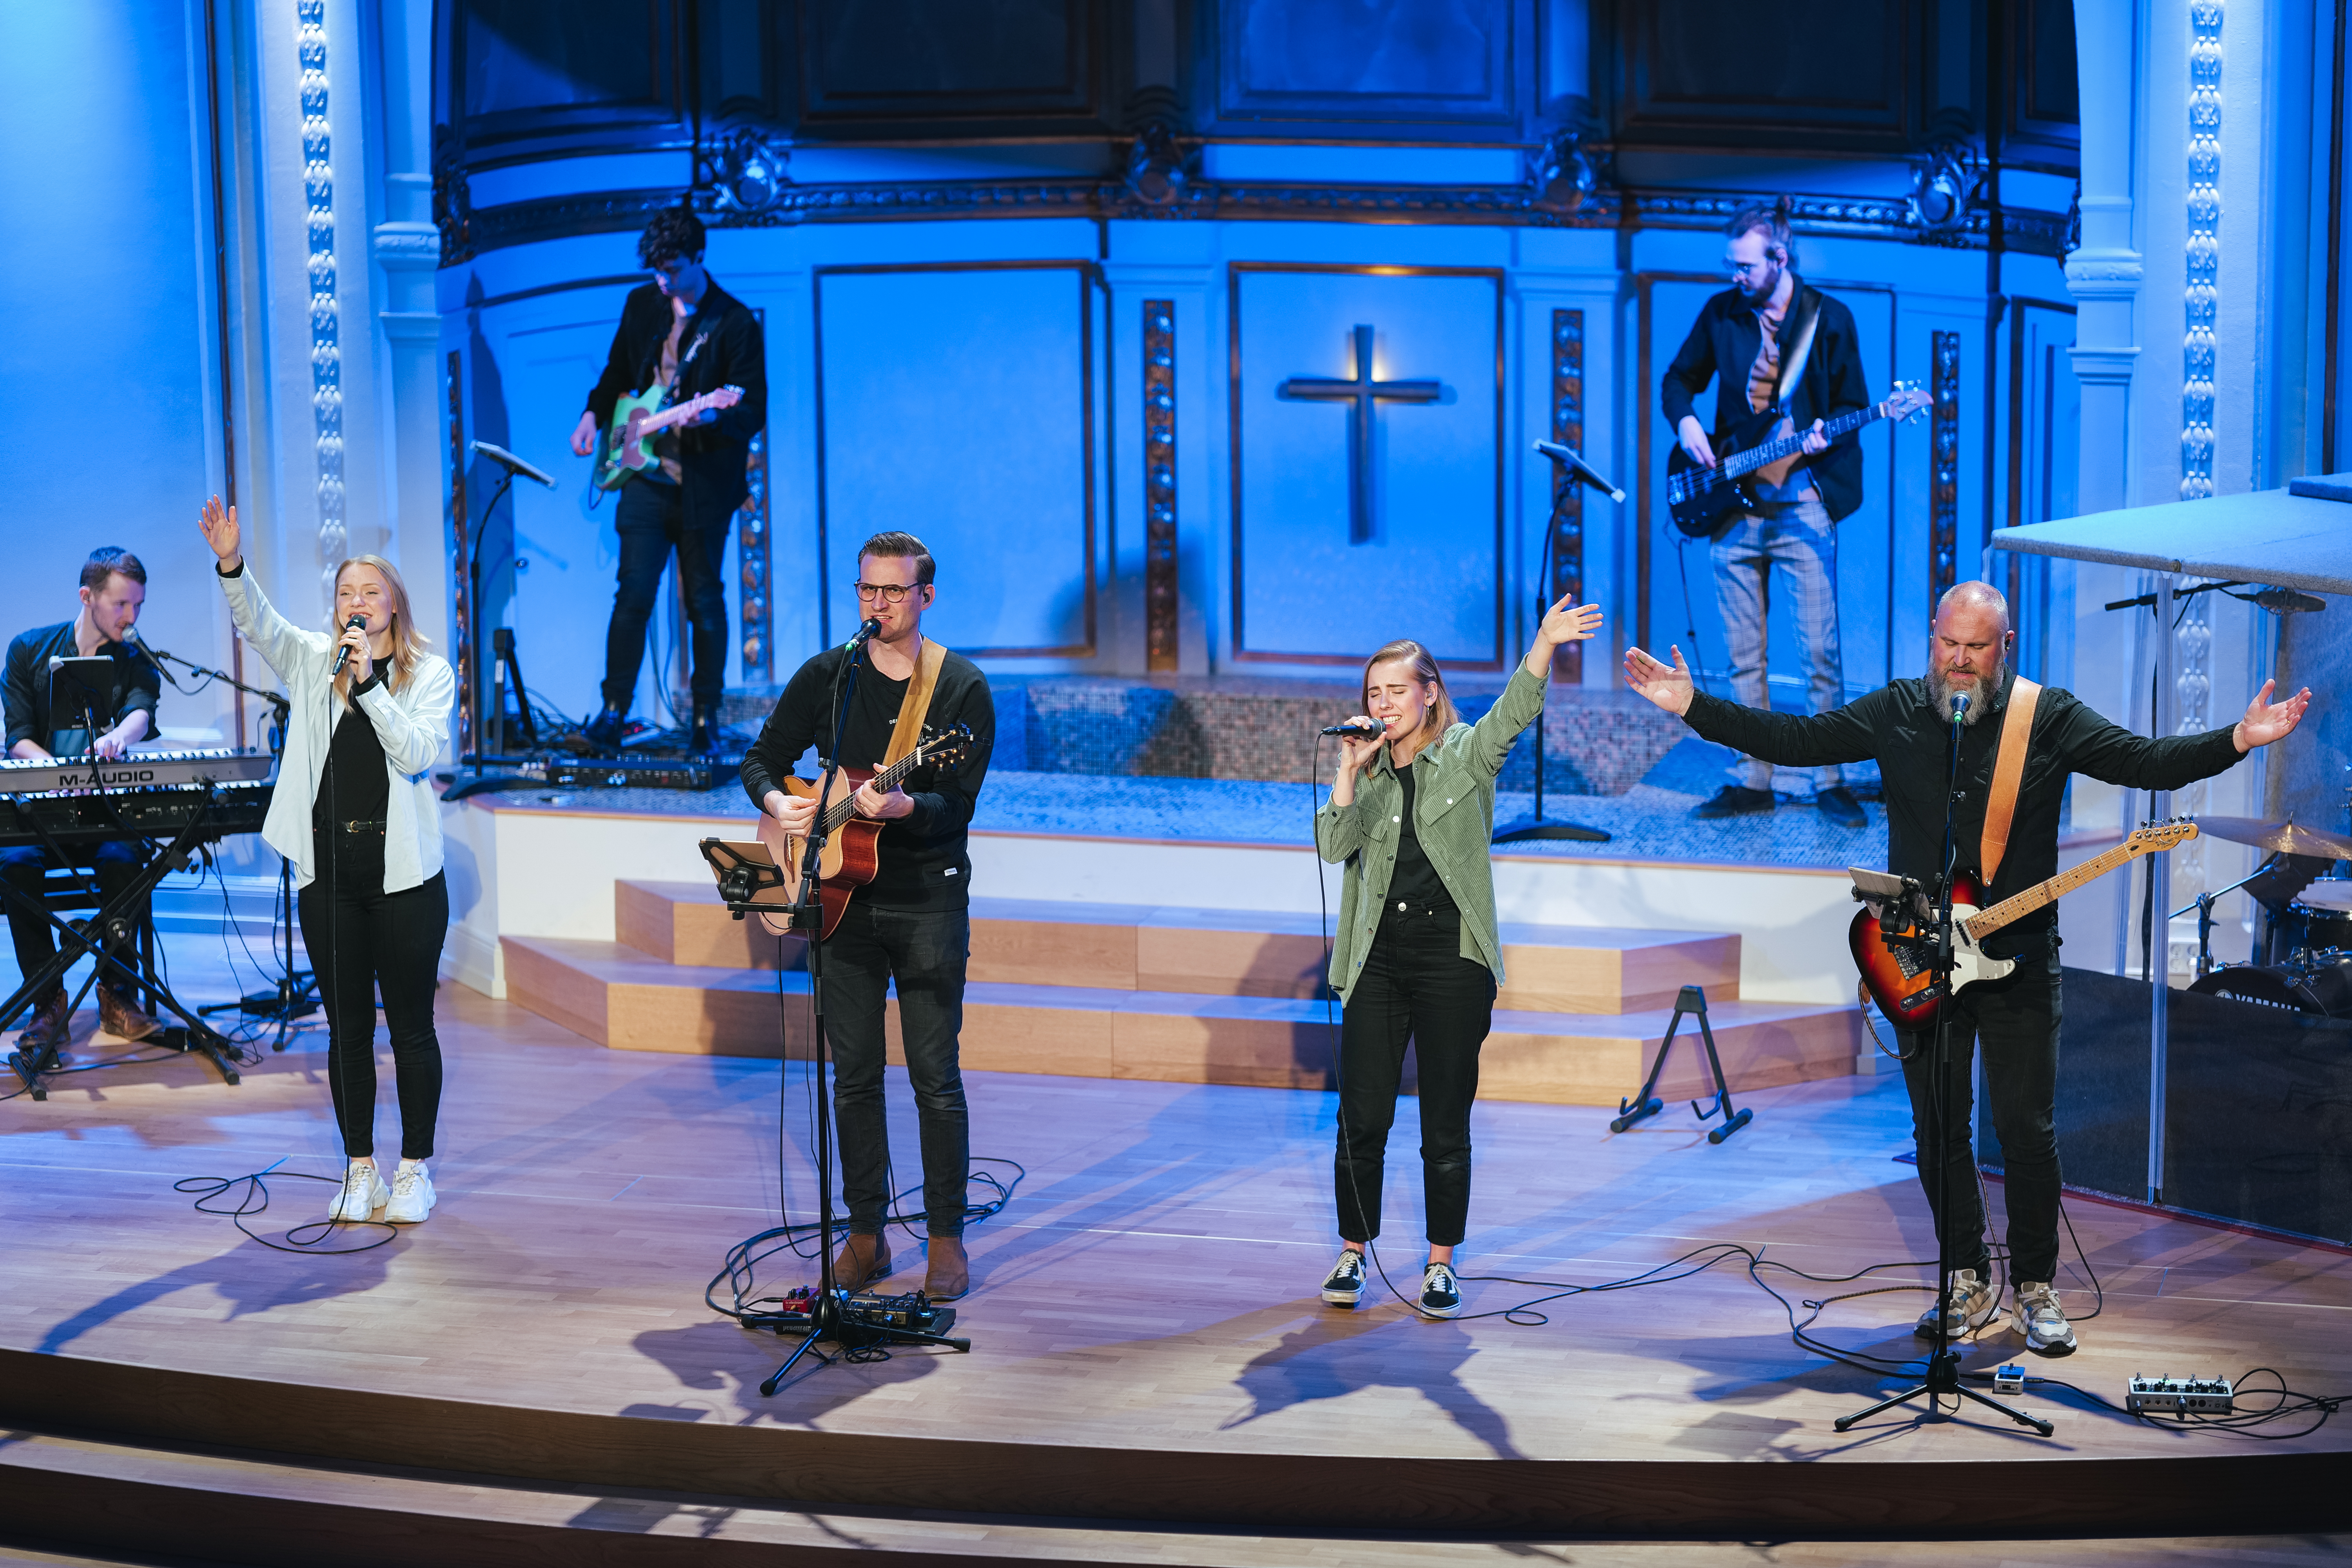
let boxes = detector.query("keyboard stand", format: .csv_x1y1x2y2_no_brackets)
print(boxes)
2,791,243,1100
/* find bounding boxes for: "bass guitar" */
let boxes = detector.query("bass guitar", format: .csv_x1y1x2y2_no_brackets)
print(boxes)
1852,820,2198,1028
750,724,976,940
1667,383,1933,539
593,383,746,490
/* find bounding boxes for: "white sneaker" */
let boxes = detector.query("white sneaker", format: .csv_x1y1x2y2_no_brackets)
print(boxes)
330,1161,388,1222
1913,1267,1999,1339
2014,1281,2077,1356
385,1161,436,1225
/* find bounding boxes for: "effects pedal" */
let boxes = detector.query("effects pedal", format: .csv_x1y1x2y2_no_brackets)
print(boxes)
2126,1375,2235,1417
846,1289,958,1335
1993,1364,2027,1395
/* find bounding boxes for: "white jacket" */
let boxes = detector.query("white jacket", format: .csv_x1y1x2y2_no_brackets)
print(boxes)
218,564,455,893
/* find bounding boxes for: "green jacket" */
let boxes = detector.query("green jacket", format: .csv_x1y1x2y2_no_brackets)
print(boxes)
1314,666,1548,1002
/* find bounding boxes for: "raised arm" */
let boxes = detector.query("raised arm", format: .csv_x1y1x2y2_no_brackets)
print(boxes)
1463,596,1605,780
199,497,322,680
1624,642,1878,768
2058,679,2311,790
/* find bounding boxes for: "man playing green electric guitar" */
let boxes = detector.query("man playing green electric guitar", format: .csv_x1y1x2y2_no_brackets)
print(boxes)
568,201,768,758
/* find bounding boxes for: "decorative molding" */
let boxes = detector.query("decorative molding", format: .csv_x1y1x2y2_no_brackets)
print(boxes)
2181,0,2221,503
431,125,474,265
696,125,793,220
446,349,474,760
1529,129,1601,214
739,428,771,686
439,172,2072,263
296,0,343,607
2066,343,2141,386
371,220,440,271
1143,299,1179,672
1123,125,1194,207
1929,329,1961,620
1549,307,1585,682
1905,139,1985,234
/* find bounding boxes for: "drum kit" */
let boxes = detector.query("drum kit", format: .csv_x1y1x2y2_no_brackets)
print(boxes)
2179,817,2352,1017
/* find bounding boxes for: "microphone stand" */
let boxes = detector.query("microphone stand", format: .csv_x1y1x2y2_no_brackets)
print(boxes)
757,626,971,1395
1495,445,1614,845
138,646,321,1037
1836,695,2051,1437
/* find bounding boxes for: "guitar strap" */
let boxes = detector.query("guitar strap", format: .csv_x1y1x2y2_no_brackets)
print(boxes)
1772,285,1823,416
1977,675,2042,886
884,638,949,766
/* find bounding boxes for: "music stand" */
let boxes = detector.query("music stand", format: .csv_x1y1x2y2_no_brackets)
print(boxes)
45,656,117,759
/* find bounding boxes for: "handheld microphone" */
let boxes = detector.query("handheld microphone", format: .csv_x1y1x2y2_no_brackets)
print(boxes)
1320,719,1386,740
1532,439,1628,503
331,614,368,675
847,618,883,649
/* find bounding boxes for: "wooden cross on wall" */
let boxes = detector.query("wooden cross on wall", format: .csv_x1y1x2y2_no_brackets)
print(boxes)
1279,323,1441,544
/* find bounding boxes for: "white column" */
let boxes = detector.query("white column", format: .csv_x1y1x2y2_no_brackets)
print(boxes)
2067,0,2145,517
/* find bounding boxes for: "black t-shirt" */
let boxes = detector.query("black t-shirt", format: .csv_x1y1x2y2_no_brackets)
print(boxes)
313,682,392,891
2,620,162,754
1388,762,1456,914
739,642,995,913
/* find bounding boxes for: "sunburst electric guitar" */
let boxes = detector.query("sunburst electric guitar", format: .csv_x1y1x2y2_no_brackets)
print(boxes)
1852,820,2198,1027
749,724,976,940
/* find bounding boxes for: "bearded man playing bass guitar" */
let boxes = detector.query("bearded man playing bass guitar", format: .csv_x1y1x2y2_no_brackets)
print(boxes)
1625,581,2312,1356
741,532,996,1302
568,201,768,759
1661,196,1871,828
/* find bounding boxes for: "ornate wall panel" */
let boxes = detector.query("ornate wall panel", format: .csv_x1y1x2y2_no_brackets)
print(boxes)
1144,299,1180,672
1229,264,1504,668
297,0,345,606
446,348,474,760
1930,328,1961,621
1610,0,1915,150
1548,307,1584,682
813,263,1097,658
1209,0,1532,137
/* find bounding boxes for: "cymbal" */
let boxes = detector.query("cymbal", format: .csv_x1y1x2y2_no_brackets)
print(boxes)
2195,817,2352,859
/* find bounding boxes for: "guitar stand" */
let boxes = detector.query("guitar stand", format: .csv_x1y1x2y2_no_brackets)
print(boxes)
1608,984,1752,1143
2,800,243,1100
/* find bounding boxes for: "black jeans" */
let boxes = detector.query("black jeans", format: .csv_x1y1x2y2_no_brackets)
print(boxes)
0,840,143,989
821,901,972,1237
297,837,450,1161
605,474,734,715
1335,906,1495,1248
1896,942,2063,1283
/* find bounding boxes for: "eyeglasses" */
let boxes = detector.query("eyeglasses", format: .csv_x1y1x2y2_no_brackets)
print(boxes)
852,581,919,604
1727,260,1774,278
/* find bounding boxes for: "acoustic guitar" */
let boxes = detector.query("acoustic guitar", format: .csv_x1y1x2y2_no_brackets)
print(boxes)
1666,383,1933,539
592,383,746,490
1852,820,2198,1028
750,724,976,940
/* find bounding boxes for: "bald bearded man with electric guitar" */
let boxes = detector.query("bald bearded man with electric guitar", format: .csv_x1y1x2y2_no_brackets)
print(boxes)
1626,581,2311,1356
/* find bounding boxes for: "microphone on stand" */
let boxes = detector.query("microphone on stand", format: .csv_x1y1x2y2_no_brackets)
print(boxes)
847,618,883,649
1533,439,1628,503
1320,719,1386,740
1949,691,1971,726
331,614,368,675
120,626,170,667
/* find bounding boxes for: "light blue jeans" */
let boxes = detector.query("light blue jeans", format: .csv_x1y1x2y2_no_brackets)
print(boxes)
1710,497,1844,792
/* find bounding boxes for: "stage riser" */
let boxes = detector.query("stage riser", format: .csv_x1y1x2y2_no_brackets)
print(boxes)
0,1353,2337,1540
618,881,1744,1014
503,936,1857,1104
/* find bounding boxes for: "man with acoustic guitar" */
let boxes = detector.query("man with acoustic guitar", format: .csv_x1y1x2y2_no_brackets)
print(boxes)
1661,196,1871,829
1625,581,2312,1356
568,201,767,759
740,532,995,1301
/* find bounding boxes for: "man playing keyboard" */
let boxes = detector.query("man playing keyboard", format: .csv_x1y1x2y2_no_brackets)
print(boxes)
1,547,163,1051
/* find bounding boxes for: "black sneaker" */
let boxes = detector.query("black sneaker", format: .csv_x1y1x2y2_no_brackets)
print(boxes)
1816,785,1867,828
1419,1261,1462,1318
688,709,722,759
583,704,627,752
1320,1249,1367,1307
1692,785,1775,820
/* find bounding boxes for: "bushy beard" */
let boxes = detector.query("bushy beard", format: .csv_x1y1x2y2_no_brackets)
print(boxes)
1928,660,2005,726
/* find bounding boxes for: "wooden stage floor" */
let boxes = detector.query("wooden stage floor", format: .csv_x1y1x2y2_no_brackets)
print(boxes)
2,973,2350,1562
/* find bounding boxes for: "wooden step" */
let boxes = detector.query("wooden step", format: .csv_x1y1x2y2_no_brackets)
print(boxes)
504,934,1853,1104
614,880,1740,1013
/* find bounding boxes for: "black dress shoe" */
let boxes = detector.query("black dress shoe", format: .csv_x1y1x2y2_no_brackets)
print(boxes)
583,704,626,751
1692,785,1775,820
687,710,722,759
1816,785,1868,828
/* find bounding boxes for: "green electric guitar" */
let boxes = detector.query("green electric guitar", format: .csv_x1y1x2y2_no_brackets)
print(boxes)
592,383,746,490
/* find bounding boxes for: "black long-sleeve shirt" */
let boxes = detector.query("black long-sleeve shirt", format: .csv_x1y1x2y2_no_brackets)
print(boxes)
739,644,995,912
582,279,768,508
1683,668,2246,958
1659,279,1870,522
4,621,160,753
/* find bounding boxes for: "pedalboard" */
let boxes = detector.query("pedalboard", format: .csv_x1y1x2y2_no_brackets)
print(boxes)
750,1287,958,1339
468,755,722,791
2126,1375,2235,1416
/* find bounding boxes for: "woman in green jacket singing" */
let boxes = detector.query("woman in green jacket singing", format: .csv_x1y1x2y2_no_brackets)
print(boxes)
1313,594,1603,1317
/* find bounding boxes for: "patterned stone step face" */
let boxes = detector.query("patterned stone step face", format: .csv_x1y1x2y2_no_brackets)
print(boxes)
613,881,1739,1013
503,935,1853,1106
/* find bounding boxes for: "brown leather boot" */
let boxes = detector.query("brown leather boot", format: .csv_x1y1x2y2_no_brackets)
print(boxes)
98,980,162,1042
923,1235,969,1300
15,989,70,1059
830,1231,892,1291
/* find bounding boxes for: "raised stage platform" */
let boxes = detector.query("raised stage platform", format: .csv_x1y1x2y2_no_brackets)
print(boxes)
1,960,2349,1563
